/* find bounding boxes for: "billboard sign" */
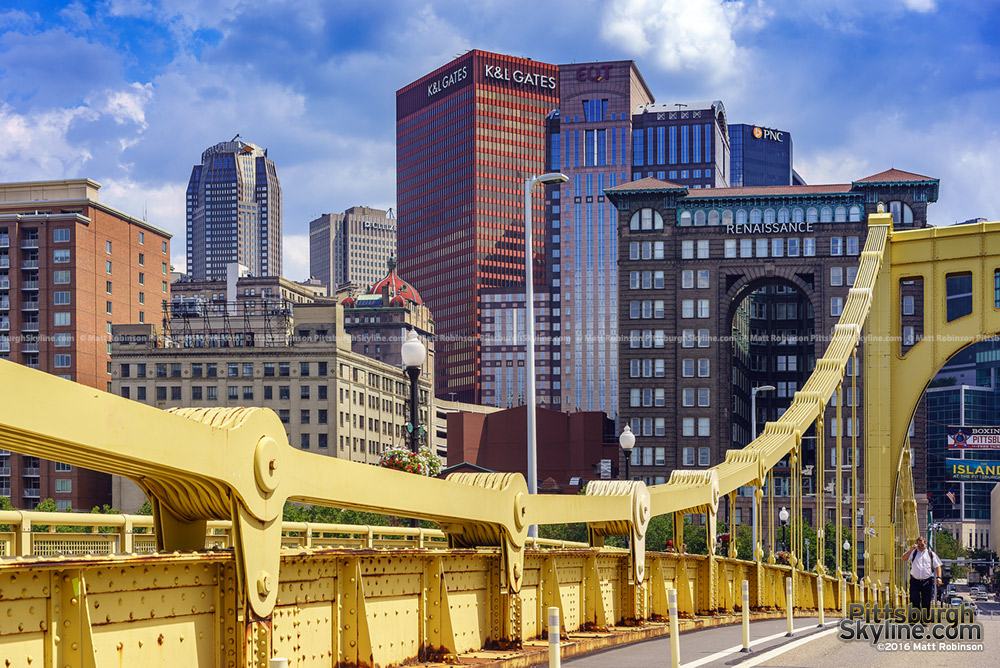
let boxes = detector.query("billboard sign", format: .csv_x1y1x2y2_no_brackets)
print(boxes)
946,426,1000,450
946,458,1000,482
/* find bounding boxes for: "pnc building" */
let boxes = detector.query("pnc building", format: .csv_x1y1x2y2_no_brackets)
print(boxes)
396,50,558,403
729,124,805,187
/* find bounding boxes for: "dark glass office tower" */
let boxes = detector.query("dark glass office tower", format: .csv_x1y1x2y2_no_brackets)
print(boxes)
186,140,282,280
729,124,799,187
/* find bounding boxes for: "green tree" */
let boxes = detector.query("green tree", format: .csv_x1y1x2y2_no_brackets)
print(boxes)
91,504,121,534
0,495,13,532
33,498,75,532
932,530,967,578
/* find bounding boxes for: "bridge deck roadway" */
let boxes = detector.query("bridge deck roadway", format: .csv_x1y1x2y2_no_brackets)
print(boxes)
414,599,1000,668
559,609,1000,668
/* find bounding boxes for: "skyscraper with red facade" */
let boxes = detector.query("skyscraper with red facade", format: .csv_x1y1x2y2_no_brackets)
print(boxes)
396,50,558,402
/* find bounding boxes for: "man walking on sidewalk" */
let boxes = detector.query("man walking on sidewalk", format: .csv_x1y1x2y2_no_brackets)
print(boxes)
902,536,942,621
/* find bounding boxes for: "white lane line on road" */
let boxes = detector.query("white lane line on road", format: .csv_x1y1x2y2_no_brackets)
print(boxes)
681,623,830,668
728,627,840,668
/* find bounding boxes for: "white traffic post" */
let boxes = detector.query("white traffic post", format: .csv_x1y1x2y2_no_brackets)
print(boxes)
269,660,288,668
741,580,751,653
785,577,794,637
817,577,825,627
548,606,561,668
668,588,680,668
840,578,847,616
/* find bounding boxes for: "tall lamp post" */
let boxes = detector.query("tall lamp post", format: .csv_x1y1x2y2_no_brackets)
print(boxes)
401,328,427,454
524,171,568,539
750,385,775,561
401,329,426,528
779,506,790,553
843,540,851,577
620,425,636,481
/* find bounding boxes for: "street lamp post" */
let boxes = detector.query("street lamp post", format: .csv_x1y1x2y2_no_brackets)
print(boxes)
750,385,776,561
524,172,568,539
843,539,851,576
620,425,636,481
401,329,427,529
779,506,790,553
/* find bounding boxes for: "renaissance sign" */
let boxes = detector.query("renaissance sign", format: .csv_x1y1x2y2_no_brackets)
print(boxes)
947,458,1000,482
726,222,815,235
947,426,1000,450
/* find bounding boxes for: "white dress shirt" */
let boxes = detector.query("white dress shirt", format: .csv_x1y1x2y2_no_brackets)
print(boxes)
909,547,942,580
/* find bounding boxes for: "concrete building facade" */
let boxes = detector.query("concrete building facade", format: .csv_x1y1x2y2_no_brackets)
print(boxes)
0,178,171,510
310,206,397,291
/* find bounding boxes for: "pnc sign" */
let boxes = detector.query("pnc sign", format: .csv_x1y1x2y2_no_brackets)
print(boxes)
753,126,784,142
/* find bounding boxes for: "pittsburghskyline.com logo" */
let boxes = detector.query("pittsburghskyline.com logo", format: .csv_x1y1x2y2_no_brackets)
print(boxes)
838,603,984,652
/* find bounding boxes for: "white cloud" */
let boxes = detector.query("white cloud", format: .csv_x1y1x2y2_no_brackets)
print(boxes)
283,233,311,282
600,0,771,84
88,82,155,127
902,0,936,13
795,110,1000,226
98,177,186,235
0,103,97,179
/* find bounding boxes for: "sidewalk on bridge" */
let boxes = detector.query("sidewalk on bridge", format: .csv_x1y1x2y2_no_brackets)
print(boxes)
419,611,824,668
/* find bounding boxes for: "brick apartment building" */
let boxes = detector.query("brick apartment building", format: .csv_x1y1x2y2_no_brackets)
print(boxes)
0,179,171,509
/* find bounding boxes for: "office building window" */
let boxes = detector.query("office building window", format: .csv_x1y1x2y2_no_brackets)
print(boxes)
682,418,695,437
698,447,711,466
683,447,695,466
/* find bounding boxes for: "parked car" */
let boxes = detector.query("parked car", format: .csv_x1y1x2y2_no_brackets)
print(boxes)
950,596,964,606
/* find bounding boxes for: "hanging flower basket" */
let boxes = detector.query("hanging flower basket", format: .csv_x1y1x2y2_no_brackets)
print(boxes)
379,444,442,477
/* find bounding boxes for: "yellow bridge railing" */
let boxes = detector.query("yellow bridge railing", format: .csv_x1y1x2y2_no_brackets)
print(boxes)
14,210,1000,666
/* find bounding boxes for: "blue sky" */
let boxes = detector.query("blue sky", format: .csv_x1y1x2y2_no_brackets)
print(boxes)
1,0,997,280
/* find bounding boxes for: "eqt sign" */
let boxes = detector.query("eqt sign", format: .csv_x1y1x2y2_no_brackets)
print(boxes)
576,65,612,82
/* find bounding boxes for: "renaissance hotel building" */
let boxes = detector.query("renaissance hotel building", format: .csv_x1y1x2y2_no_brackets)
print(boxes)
607,170,937,528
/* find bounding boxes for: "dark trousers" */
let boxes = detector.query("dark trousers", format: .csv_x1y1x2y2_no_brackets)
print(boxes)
909,576,933,615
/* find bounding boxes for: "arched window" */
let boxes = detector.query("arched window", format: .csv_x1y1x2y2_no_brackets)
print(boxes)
708,210,720,226
792,208,804,223
750,209,762,224
694,210,707,226
630,208,664,230
848,205,862,222
764,208,776,224
889,201,914,226
806,207,819,223
678,210,692,226
820,207,833,223
736,210,748,225
722,210,734,226
778,208,790,224
834,206,847,222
